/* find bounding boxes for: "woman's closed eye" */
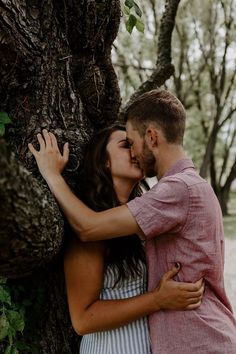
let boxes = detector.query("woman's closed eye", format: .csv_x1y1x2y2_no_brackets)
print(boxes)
119,140,131,149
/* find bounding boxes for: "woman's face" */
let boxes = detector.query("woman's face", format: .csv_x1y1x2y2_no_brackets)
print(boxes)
106,130,143,183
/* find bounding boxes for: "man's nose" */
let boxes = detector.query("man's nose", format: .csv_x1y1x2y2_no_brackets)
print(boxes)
130,146,136,159
130,151,138,164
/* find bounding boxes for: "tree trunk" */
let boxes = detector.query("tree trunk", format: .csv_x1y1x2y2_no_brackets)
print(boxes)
0,0,121,273
218,157,236,215
0,0,180,352
199,123,219,178
218,188,229,216
0,1,121,352
0,139,64,277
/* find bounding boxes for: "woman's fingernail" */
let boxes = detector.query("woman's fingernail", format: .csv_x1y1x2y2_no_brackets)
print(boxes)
175,262,181,269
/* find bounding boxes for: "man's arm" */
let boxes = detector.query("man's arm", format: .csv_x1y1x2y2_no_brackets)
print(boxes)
28,129,143,241
46,174,143,241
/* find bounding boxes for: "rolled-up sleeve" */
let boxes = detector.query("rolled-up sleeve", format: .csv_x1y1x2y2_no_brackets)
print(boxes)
127,177,189,239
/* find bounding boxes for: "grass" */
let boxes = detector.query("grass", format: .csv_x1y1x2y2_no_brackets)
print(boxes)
223,191,236,239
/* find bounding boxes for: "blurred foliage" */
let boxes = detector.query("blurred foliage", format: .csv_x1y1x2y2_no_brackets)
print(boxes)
0,277,45,353
114,0,236,211
0,112,11,137
122,1,145,34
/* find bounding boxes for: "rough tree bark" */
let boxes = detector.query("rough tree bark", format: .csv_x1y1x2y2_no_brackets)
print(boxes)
0,0,121,274
0,0,180,352
0,139,64,277
0,1,121,352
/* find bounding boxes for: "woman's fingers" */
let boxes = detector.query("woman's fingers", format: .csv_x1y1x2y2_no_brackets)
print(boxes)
179,278,204,293
187,295,202,304
42,129,52,149
186,299,202,310
193,278,204,290
63,142,69,162
162,263,181,281
29,130,68,163
180,288,203,301
28,143,38,156
49,132,59,150
37,133,46,151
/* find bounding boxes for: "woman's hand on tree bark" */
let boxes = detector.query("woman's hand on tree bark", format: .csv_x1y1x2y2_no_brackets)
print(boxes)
28,129,69,180
152,264,204,311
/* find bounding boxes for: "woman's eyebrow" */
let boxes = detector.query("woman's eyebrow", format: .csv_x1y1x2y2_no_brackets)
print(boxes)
118,139,128,143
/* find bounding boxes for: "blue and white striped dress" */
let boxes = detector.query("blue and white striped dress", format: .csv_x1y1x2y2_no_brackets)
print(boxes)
80,260,151,354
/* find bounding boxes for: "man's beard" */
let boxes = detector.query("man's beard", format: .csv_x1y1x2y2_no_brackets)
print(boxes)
142,141,156,178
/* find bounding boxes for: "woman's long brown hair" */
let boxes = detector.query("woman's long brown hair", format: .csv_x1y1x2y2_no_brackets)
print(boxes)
78,125,146,284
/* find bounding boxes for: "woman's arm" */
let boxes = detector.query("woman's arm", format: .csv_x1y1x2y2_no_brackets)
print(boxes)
64,238,204,335
28,129,144,241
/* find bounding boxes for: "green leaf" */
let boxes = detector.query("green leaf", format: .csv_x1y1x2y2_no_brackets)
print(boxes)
0,278,7,284
135,18,145,33
11,348,19,354
15,341,33,350
126,14,137,34
7,326,16,343
4,345,12,354
6,310,24,332
123,5,130,15
134,2,142,17
0,123,5,136
0,287,11,305
0,112,11,124
125,0,134,9
0,313,10,340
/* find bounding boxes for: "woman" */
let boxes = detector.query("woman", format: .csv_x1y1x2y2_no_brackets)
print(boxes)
29,126,203,354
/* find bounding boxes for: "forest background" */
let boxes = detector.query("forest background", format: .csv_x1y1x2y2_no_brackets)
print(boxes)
0,0,235,353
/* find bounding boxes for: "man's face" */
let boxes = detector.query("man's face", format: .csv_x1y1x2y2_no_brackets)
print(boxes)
126,121,157,177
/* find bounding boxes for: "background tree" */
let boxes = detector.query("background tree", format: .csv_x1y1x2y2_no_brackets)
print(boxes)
0,0,180,352
114,0,236,214
171,0,236,215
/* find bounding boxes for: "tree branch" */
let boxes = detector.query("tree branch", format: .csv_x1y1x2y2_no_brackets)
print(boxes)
218,107,236,130
123,0,181,108
218,121,236,185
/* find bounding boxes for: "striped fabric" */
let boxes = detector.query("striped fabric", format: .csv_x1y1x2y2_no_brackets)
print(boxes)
80,261,152,354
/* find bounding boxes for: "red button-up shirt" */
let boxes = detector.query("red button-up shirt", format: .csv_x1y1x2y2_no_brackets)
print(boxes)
128,159,236,354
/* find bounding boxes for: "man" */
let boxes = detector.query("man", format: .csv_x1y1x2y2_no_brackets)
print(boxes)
29,89,236,353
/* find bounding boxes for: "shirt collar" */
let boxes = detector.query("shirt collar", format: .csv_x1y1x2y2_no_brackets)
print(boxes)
163,158,195,178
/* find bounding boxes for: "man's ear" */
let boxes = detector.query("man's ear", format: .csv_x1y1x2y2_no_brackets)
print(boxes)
145,125,159,148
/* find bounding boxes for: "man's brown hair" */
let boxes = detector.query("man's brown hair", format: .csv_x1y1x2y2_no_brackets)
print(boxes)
124,89,186,144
